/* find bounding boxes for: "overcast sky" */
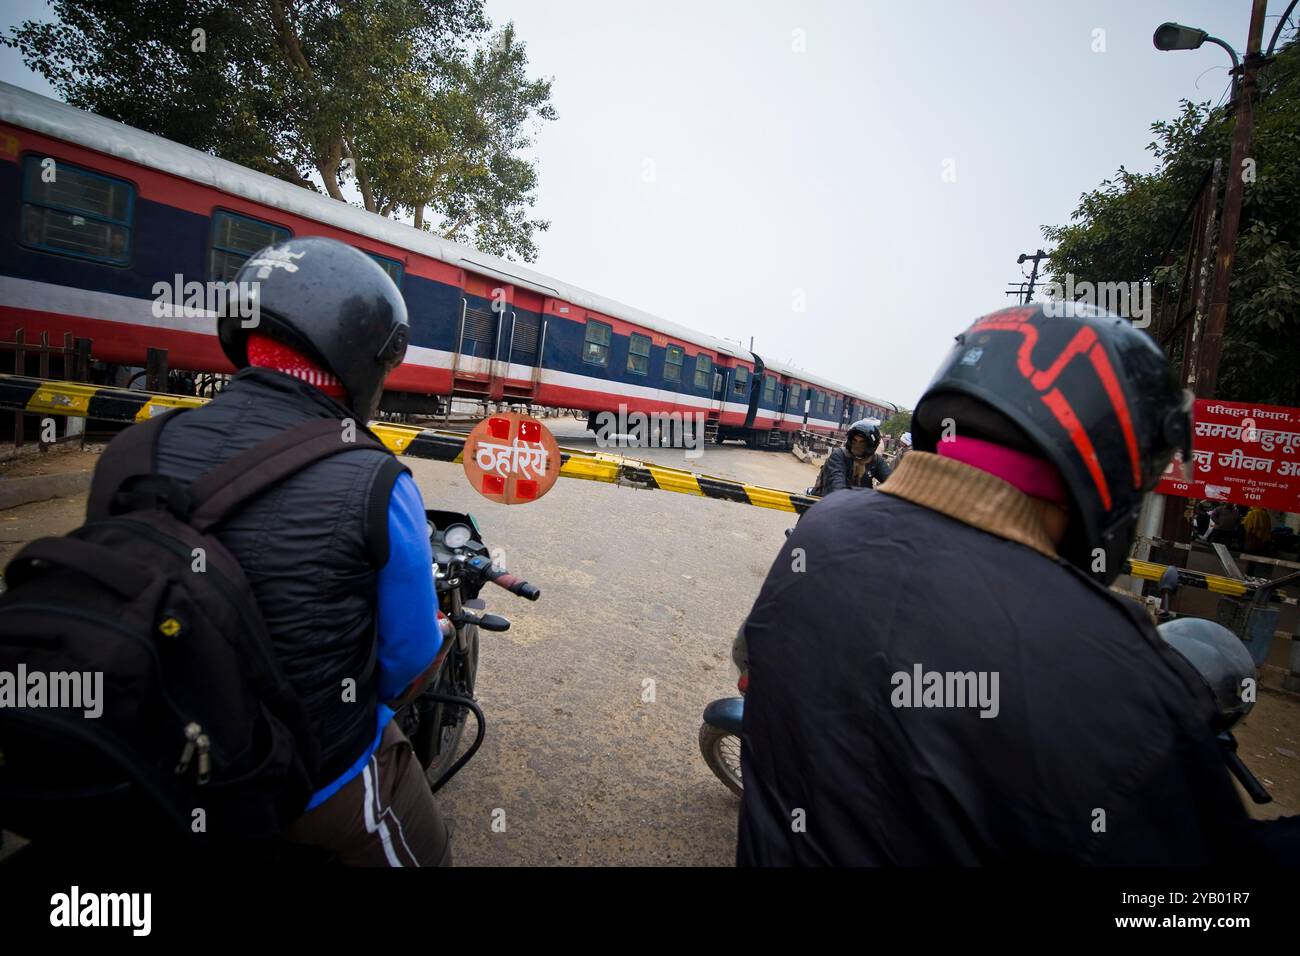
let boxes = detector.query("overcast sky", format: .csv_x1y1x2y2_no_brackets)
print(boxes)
1,1,1289,409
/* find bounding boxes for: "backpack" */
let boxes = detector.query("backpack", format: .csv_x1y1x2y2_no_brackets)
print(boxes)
0,411,390,851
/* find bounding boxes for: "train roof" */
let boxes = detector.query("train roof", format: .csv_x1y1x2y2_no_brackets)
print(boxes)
0,81,896,413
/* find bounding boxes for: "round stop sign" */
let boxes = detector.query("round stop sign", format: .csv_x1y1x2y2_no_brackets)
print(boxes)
462,411,561,505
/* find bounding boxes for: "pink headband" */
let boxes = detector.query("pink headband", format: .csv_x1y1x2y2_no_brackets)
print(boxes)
936,435,1070,507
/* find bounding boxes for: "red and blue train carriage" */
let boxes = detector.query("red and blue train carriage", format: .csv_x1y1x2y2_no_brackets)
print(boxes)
0,82,896,444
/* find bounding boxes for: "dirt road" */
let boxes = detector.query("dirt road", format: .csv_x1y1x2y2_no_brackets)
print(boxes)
2,428,1297,864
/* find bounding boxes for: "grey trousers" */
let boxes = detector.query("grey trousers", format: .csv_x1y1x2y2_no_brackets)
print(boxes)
284,721,452,867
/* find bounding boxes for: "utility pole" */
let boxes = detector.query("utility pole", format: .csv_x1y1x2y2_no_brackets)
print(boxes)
1194,0,1268,398
1007,249,1049,304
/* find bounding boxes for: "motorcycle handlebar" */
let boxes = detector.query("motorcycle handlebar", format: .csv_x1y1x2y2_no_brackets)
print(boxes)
490,571,541,601
463,555,540,601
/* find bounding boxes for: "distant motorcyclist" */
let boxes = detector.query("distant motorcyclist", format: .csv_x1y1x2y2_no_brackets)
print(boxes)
737,302,1287,865
819,419,890,493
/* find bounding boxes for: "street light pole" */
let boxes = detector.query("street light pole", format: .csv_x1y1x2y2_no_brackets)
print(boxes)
1193,0,1268,398
1016,249,1049,304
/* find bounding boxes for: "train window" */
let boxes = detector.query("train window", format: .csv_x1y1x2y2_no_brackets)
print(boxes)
815,392,825,416
365,251,404,287
664,344,684,383
626,332,650,375
20,156,134,265
693,353,712,390
788,384,801,409
582,319,611,367
209,210,291,282
763,376,776,404
733,365,749,396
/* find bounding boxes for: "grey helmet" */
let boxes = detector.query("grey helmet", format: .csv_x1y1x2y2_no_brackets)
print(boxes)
218,237,410,420
1157,618,1257,730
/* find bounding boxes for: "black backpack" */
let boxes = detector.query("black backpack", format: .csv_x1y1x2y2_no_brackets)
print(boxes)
0,411,389,852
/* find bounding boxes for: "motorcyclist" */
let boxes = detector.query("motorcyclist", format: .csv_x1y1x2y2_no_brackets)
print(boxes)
820,419,891,493
736,302,1288,865
152,237,449,865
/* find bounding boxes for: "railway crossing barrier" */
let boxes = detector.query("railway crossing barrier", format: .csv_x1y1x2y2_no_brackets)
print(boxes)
2,373,1296,617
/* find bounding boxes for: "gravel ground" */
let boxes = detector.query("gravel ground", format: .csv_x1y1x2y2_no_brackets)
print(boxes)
410,421,818,865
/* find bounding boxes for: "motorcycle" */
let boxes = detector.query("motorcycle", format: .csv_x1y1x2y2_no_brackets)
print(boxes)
399,509,540,793
699,615,1273,806
699,624,748,798
0,508,539,864
699,673,746,798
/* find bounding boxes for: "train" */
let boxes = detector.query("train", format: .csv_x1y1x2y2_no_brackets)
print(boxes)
0,81,897,448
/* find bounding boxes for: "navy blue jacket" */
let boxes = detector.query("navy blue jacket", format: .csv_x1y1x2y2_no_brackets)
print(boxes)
737,482,1265,865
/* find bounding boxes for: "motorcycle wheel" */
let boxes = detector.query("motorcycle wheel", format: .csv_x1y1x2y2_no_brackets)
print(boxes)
423,624,480,784
698,723,744,797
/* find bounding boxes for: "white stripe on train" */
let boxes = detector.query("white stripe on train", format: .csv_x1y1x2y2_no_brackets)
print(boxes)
0,276,847,431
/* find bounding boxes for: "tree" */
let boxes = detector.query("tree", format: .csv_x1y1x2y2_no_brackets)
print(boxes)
1041,28,1300,406
4,0,556,261
881,410,912,439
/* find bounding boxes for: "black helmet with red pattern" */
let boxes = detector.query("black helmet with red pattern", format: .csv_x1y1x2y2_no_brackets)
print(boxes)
912,302,1192,584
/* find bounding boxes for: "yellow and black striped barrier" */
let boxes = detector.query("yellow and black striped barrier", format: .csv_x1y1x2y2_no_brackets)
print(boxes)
3,375,1296,600
0,374,818,515
1124,558,1292,605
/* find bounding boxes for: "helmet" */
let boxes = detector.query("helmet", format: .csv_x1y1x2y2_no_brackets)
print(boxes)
912,303,1192,584
846,419,882,455
218,237,410,420
1156,618,1256,730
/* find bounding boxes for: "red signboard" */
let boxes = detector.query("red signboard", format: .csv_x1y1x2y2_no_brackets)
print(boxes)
1156,398,1300,512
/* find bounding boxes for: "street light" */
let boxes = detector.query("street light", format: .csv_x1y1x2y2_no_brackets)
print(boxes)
1153,21,1241,90
1153,22,1208,51
1150,1,1268,402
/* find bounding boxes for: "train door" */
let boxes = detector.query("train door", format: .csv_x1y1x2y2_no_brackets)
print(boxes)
743,354,765,429
452,281,537,402
502,303,545,401
451,278,509,400
710,352,732,420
